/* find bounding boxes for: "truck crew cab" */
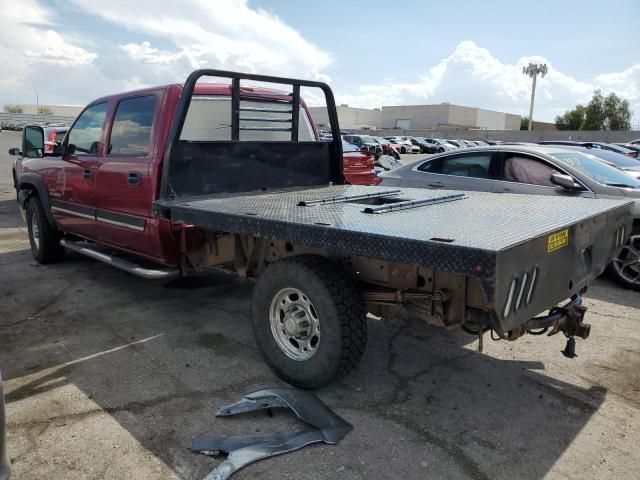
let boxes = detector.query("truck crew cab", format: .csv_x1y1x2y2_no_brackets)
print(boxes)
11,70,633,389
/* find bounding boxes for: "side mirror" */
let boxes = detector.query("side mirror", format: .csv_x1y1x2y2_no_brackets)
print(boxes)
21,125,45,159
551,173,582,191
67,143,77,155
8,148,21,156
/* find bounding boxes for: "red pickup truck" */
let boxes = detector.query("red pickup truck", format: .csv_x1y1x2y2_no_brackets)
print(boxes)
10,69,632,388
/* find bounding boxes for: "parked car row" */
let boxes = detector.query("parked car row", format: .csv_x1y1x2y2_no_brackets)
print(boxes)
1,121,70,131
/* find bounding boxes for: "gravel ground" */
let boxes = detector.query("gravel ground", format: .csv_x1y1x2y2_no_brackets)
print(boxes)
0,130,638,480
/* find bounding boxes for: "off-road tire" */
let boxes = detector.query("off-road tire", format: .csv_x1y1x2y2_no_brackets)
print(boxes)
26,196,64,264
251,255,367,389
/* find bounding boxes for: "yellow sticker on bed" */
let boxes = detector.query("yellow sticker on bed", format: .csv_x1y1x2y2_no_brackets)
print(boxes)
548,229,569,253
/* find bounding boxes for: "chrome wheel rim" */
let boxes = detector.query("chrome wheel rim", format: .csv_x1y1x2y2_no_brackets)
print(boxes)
613,235,640,285
269,287,321,361
31,212,40,250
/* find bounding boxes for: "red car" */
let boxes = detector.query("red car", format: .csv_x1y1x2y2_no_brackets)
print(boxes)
342,140,380,185
372,136,401,159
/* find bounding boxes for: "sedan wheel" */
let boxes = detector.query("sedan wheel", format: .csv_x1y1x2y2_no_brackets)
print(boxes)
610,234,640,290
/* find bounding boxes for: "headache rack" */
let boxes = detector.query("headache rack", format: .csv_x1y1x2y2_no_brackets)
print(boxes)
158,69,344,207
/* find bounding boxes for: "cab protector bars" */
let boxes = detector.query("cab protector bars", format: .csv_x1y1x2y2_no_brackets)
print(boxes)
159,69,343,202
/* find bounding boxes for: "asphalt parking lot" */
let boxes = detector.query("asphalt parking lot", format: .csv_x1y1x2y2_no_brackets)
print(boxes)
0,130,639,479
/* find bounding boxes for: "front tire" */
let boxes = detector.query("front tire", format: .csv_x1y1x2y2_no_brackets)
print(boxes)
607,234,640,291
26,196,64,264
251,255,367,389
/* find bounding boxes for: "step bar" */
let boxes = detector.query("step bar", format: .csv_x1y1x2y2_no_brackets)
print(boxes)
60,239,180,280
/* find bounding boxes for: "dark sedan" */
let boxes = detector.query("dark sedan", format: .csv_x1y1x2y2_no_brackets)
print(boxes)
539,141,638,158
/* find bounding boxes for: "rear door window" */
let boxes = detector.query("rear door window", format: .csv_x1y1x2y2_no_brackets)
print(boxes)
440,153,493,178
108,95,157,156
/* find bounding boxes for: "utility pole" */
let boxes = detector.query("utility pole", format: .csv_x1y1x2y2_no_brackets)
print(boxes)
522,63,548,131
34,90,40,123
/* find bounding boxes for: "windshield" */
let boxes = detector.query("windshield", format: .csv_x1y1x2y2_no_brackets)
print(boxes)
551,151,640,188
359,135,376,143
574,148,640,168
373,137,387,143
342,140,359,151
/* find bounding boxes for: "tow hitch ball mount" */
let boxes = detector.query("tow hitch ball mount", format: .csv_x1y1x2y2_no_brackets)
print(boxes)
515,295,590,358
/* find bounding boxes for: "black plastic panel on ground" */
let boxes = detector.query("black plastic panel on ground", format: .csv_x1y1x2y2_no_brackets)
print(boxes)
156,185,631,278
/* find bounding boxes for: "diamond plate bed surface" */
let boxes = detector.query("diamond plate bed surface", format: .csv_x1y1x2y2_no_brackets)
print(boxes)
158,185,630,277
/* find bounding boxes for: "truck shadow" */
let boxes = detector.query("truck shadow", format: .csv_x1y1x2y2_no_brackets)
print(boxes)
0,254,609,480
0,199,24,229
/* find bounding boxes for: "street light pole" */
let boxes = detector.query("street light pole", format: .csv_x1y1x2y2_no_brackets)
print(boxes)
34,90,39,122
522,63,548,131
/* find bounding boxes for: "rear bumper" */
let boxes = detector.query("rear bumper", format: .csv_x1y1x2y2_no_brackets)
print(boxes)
492,202,633,333
0,371,10,480
344,170,379,186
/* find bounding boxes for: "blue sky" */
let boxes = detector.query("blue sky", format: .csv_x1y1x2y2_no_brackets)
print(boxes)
1,0,639,122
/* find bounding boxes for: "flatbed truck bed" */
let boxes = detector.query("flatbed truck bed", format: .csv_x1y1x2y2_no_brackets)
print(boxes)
157,185,632,334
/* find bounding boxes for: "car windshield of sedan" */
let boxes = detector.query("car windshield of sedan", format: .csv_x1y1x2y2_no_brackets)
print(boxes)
575,148,640,168
373,137,388,144
551,151,640,188
359,135,376,143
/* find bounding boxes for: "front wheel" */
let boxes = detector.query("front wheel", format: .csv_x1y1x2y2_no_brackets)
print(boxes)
26,196,64,264
251,255,367,389
607,234,640,291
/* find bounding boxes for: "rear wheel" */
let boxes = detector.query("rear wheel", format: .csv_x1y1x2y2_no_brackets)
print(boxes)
607,234,640,291
438,147,444,153
26,196,64,264
251,255,367,389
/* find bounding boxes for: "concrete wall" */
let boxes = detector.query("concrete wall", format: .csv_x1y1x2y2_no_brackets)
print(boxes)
351,128,640,143
316,103,522,131
380,104,450,129
4,104,83,117
308,106,380,129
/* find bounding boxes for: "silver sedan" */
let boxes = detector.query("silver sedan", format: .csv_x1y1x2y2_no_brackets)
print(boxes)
379,145,640,290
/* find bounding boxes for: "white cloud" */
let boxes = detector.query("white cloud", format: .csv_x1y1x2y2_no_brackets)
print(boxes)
0,0,103,104
71,0,332,84
0,2,637,125
334,41,638,122
0,0,333,106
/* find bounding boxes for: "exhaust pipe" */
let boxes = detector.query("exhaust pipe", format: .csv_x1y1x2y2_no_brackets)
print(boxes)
60,239,180,280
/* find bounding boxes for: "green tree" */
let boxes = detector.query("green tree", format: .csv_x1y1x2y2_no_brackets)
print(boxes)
582,90,605,130
37,105,53,116
555,90,632,131
602,93,631,130
520,117,529,130
582,90,631,131
4,105,23,113
555,105,586,130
